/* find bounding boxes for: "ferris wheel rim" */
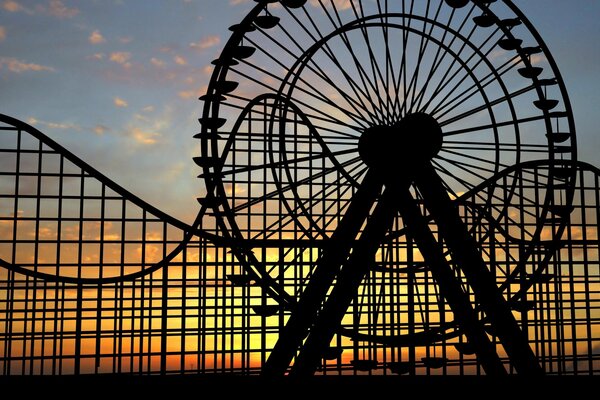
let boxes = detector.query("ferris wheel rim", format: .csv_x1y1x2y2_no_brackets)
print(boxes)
196,0,579,345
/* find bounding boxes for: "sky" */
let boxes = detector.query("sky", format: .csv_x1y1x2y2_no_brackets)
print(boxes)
1,0,599,224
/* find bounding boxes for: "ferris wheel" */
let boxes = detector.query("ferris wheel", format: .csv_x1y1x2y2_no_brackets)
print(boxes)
196,0,577,376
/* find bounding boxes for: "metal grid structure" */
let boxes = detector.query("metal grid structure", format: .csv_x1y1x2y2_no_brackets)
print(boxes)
0,114,599,376
0,0,599,377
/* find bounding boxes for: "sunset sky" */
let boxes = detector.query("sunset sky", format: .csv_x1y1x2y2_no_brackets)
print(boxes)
1,0,599,225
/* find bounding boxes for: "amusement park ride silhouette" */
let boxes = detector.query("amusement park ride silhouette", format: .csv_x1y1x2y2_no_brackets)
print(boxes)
1,0,599,377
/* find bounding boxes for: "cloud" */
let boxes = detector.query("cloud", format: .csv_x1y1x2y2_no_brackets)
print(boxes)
150,57,166,68
178,85,207,100
121,107,172,147
310,0,352,10
2,1,27,12
27,117,81,131
119,36,133,44
114,97,128,108
93,125,109,135
130,127,160,145
190,35,221,51
0,57,55,73
47,0,79,18
142,105,155,113
0,26,5,42
109,51,132,68
174,55,188,66
89,30,105,44
530,54,547,66
87,53,105,60
109,51,131,63
177,90,196,100
3,0,79,17
230,0,249,5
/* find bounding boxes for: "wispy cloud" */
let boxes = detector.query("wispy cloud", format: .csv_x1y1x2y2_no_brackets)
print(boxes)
87,53,105,61
27,117,81,131
114,97,128,108
93,125,109,135
121,107,172,147
230,0,249,5
178,85,207,100
89,30,105,45
109,51,132,68
530,54,547,66
47,0,79,18
3,0,79,17
150,57,166,68
174,55,188,66
0,26,5,42
0,57,55,73
130,128,160,145
190,35,220,51
310,0,352,10
2,1,29,13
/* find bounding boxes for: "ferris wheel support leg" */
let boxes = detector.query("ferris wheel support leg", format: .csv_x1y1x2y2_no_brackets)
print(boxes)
392,187,509,376
262,170,382,377
414,165,544,375
289,184,508,377
289,185,400,377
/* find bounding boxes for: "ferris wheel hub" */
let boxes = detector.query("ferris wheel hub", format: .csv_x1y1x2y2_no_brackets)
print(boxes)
358,113,443,177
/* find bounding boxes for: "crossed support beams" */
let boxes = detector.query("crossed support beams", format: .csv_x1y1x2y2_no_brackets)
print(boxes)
263,117,542,377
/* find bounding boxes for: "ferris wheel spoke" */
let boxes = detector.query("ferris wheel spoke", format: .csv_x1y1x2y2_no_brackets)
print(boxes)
274,8,374,122
431,54,523,120
389,0,414,120
311,164,370,232
224,95,363,137
428,43,516,118
220,148,357,179
439,148,509,171
413,3,477,112
441,112,561,132
435,154,496,183
443,141,551,156
420,26,502,113
235,59,364,126
430,159,478,196
256,161,367,241
323,0,391,123
403,0,444,116
299,3,388,125
411,13,458,114
230,154,361,214
441,141,503,152
253,19,379,127
375,0,398,123
321,22,389,124
225,68,366,132
349,1,396,124
463,181,541,224
221,98,362,139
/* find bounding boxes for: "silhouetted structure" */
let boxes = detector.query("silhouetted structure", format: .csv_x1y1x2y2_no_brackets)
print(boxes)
1,0,598,376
